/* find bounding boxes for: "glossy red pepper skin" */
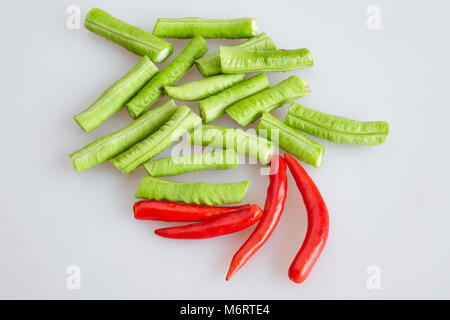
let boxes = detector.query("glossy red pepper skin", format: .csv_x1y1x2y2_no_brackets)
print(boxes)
226,155,287,280
284,153,329,284
154,204,263,239
134,201,251,222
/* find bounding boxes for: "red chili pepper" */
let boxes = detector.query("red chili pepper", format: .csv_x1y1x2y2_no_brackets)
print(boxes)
226,155,287,280
284,153,329,284
154,204,263,239
134,201,251,222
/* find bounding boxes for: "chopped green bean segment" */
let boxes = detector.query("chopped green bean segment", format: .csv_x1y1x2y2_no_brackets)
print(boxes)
73,56,158,133
136,176,250,205
143,150,238,177
226,76,310,126
220,47,313,73
257,112,324,168
70,100,178,173
153,18,258,39
199,73,269,124
190,125,275,165
195,33,276,77
164,73,245,101
285,102,389,145
126,35,208,118
111,104,201,174
84,8,173,63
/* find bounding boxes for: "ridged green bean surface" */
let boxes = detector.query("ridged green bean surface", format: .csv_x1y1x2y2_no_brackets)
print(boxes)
199,73,269,124
153,18,258,39
284,102,389,145
220,47,314,73
164,73,245,101
190,125,275,165
135,176,250,205
226,76,310,126
257,112,324,168
126,35,208,118
143,150,238,176
74,56,158,133
111,105,201,174
84,8,174,63
70,100,178,173
195,33,276,77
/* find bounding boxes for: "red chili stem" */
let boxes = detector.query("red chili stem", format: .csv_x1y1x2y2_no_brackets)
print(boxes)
284,153,329,284
154,204,263,239
226,155,287,281
134,201,251,222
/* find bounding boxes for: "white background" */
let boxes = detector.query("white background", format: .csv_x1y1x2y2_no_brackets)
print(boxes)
1,0,449,299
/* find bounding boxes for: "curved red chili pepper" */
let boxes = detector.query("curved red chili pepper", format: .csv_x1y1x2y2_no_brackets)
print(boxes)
226,155,287,280
154,204,263,239
284,153,329,284
134,201,251,222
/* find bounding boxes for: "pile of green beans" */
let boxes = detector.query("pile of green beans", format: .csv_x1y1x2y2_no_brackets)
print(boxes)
70,7,389,206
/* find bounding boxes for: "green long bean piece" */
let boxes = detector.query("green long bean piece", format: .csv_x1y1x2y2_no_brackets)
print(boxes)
164,73,245,101
220,47,313,73
226,76,310,126
195,33,276,77
73,56,158,133
153,18,258,39
284,102,389,145
84,8,173,63
111,104,201,174
126,35,208,119
70,100,178,173
199,73,269,124
190,125,275,165
136,176,250,205
143,150,238,177
256,112,324,168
